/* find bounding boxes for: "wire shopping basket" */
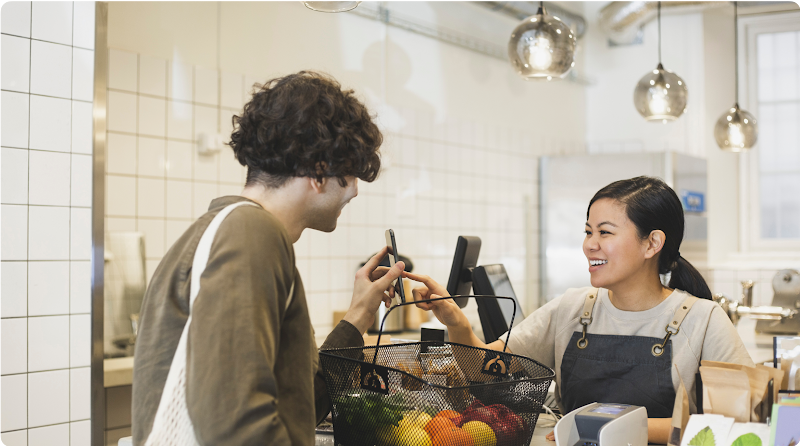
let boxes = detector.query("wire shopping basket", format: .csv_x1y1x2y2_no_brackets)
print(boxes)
319,296,555,446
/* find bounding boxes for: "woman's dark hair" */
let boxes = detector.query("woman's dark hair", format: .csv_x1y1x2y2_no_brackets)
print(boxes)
587,176,712,299
228,71,382,188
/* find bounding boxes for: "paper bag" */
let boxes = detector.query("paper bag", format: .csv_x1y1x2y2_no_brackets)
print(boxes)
700,366,750,422
668,367,690,446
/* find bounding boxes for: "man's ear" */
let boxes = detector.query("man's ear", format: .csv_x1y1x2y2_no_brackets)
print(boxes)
309,175,328,193
310,161,329,193
644,230,666,259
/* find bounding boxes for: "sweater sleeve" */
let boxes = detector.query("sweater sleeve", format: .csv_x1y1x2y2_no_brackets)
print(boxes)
314,320,365,424
185,208,296,446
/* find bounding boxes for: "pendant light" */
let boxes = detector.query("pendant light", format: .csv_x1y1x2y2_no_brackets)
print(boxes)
633,2,688,123
303,1,360,13
508,1,577,80
714,2,758,151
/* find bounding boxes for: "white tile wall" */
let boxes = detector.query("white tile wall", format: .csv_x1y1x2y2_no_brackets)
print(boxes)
1,262,27,318
1,374,28,431
29,95,72,152
1,1,32,38
27,369,70,426
1,147,28,204
1,91,30,148
1,2,94,440
1,34,31,92
30,39,72,98
28,423,70,446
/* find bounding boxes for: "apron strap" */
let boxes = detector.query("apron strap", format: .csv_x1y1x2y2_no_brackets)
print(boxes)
652,294,699,357
576,288,599,349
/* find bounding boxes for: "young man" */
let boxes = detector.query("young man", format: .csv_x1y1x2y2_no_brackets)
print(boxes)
132,72,402,445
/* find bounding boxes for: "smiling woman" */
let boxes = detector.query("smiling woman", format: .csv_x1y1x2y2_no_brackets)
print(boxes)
405,176,754,445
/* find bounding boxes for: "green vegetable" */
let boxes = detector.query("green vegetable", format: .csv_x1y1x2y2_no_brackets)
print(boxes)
730,433,762,446
688,427,716,446
333,392,408,432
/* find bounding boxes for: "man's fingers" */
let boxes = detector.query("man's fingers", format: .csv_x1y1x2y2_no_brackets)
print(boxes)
370,266,391,281
360,247,389,276
373,261,404,290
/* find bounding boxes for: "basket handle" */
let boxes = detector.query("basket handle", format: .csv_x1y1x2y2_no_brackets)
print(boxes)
371,295,518,365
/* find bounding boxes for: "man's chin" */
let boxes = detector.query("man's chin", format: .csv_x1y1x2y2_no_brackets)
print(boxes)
309,220,338,233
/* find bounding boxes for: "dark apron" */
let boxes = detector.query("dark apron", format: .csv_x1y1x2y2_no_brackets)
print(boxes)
559,289,697,419
560,332,676,417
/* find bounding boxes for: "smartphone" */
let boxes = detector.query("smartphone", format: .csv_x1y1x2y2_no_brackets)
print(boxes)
385,229,406,303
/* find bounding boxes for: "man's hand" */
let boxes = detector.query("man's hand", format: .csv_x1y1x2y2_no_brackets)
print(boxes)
343,247,405,334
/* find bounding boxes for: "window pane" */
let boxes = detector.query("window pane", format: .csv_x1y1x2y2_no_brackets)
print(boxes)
760,173,800,239
757,30,800,240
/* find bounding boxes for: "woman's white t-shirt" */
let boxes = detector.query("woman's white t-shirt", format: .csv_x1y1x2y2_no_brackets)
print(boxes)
502,287,754,413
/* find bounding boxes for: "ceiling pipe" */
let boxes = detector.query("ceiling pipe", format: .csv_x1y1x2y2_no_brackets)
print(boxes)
475,1,587,38
599,1,795,45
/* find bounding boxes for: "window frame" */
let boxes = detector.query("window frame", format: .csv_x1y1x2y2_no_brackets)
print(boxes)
738,11,800,255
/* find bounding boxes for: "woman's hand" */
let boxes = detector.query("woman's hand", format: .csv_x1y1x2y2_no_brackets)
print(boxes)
403,272,469,329
344,247,405,334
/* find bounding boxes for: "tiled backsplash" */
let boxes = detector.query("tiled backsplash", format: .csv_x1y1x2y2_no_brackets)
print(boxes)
1,2,95,445
103,48,587,340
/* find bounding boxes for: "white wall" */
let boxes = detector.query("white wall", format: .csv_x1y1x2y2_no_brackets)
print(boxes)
1,2,95,445
104,1,588,335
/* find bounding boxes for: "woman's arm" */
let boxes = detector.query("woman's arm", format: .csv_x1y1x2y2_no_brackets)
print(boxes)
403,272,508,352
648,418,671,444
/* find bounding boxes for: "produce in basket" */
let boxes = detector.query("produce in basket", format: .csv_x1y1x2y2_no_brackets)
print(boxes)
332,392,407,433
462,421,497,446
460,400,528,446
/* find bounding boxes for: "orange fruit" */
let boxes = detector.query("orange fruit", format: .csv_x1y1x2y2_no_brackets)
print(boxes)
435,410,463,426
425,416,456,438
431,426,475,446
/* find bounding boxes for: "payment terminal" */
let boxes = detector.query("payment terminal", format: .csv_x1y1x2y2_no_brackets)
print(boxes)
554,402,648,446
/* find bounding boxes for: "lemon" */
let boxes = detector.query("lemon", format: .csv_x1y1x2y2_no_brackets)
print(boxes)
462,420,497,446
396,426,432,446
399,410,433,430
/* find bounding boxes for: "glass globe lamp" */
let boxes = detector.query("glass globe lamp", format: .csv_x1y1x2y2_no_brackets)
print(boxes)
508,3,577,80
633,63,688,122
303,1,360,13
714,104,758,152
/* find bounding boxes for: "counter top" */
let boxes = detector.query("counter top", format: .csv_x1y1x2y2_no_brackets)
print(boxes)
105,356,134,388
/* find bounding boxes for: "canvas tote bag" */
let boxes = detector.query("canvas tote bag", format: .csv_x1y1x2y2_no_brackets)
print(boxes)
145,201,295,445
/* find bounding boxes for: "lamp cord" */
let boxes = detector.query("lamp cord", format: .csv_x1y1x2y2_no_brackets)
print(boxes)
658,1,662,65
734,1,739,105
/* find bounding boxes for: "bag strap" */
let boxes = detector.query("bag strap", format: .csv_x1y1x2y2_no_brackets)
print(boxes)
189,201,257,310
189,200,296,313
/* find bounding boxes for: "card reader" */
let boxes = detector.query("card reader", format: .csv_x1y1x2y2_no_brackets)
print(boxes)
554,403,648,446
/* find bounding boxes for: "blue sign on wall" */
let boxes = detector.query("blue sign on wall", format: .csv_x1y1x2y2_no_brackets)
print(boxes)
680,190,705,213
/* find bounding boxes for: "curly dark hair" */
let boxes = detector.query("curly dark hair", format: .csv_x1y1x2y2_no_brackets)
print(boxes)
228,71,383,188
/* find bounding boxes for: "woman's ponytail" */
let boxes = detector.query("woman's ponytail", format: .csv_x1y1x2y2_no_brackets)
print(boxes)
589,176,713,300
668,256,712,300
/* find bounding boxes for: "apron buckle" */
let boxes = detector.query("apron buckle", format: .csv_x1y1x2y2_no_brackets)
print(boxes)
577,318,592,349
651,324,679,357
